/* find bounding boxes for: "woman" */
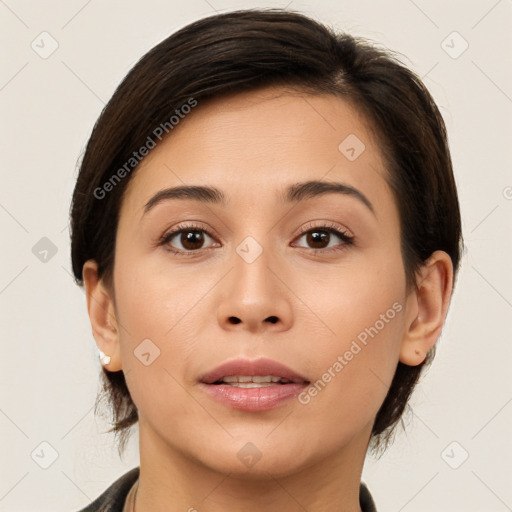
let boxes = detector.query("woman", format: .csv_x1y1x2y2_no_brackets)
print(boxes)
70,8,462,512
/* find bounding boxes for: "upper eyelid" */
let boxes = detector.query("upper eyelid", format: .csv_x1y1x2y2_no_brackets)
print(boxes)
296,221,353,237
164,221,351,237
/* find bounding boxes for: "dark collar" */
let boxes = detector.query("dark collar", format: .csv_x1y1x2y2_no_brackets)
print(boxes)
75,466,377,511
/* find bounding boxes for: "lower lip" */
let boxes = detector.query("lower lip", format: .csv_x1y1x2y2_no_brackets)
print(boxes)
200,383,308,411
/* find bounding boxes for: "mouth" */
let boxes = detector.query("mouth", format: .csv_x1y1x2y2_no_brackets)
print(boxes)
199,357,310,411
210,375,304,387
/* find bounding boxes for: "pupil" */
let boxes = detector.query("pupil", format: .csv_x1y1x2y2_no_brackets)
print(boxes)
182,231,204,250
308,230,328,248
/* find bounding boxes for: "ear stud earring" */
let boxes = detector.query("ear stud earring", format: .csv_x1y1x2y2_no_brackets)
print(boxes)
99,350,111,366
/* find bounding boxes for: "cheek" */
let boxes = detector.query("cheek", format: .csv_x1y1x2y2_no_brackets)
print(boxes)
310,248,405,343
298,252,407,413
113,240,209,343
111,250,203,415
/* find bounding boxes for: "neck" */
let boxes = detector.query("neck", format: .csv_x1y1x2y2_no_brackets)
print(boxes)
133,417,372,512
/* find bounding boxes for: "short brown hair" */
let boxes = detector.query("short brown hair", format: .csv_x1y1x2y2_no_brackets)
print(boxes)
70,8,463,456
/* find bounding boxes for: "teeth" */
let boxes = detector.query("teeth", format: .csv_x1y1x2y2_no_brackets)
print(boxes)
228,382,276,388
220,375,291,384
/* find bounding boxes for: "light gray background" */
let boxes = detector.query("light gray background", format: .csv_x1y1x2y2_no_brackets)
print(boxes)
1,1,511,511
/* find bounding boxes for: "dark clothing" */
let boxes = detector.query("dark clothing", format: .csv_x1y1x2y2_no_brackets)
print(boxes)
76,466,377,511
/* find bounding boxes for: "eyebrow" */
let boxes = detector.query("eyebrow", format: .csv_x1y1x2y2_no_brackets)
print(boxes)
143,180,375,215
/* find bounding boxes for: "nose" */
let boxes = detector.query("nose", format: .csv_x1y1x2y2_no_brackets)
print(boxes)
216,241,293,334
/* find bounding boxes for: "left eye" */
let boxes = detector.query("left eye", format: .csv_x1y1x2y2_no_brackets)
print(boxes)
292,227,352,251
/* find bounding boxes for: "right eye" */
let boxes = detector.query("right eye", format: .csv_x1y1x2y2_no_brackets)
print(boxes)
159,223,220,255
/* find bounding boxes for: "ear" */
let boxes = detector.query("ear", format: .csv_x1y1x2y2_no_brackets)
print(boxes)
399,250,454,366
82,260,122,372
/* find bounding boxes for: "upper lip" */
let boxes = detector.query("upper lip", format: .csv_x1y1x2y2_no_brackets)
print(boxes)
199,357,310,384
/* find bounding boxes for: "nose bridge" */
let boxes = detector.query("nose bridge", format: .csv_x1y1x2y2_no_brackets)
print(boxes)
216,230,292,332
235,234,272,296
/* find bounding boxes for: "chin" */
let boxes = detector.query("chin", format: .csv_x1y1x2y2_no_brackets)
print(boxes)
190,436,316,480
209,454,309,481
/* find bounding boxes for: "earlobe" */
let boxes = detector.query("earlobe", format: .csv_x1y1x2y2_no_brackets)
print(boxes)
399,251,454,366
82,260,122,372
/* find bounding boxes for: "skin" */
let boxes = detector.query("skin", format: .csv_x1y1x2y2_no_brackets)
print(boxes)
83,86,453,512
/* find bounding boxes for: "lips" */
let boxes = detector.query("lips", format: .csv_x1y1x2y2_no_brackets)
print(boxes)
199,357,310,411
199,357,310,385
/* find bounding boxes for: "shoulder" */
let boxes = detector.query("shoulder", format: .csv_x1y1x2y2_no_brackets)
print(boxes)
72,467,375,511
360,481,378,512
74,467,140,512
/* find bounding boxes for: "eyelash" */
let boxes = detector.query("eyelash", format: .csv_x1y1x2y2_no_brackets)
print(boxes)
158,221,354,257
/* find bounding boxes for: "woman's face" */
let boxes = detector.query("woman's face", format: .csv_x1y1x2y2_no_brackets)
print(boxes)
111,86,414,476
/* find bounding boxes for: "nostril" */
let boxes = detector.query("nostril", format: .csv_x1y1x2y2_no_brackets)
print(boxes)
229,317,241,324
266,316,278,324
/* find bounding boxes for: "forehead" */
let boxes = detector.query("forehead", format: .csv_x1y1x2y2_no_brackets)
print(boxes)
121,85,390,216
